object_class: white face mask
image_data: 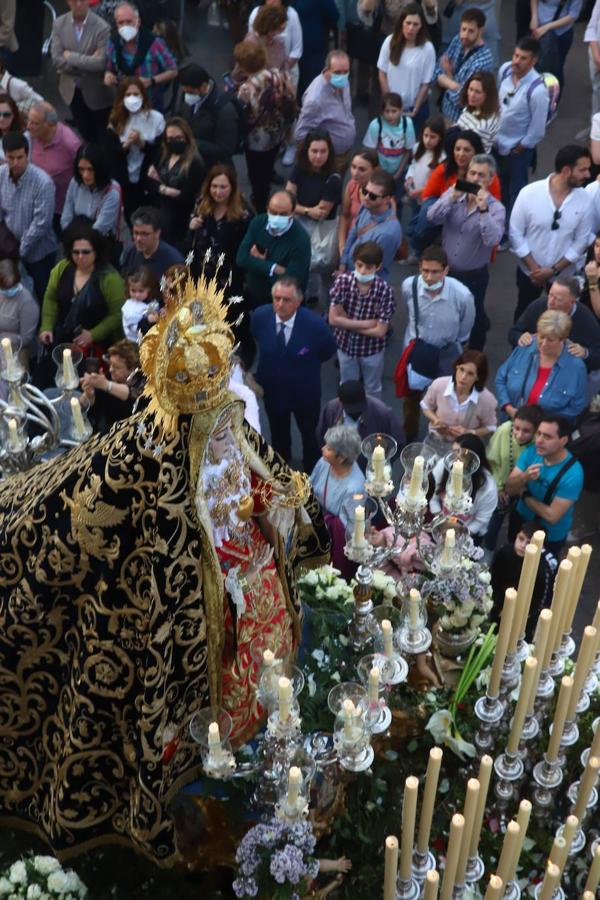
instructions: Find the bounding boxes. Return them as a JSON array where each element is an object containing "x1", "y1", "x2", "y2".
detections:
[
  {"x1": 419, "y1": 274, "x2": 444, "y2": 292},
  {"x1": 184, "y1": 92, "x2": 199, "y2": 106},
  {"x1": 118, "y1": 25, "x2": 138, "y2": 42},
  {"x1": 124, "y1": 95, "x2": 143, "y2": 114}
]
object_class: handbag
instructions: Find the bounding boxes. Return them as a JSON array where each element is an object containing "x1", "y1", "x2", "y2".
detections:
[
  {"x1": 310, "y1": 217, "x2": 339, "y2": 272},
  {"x1": 408, "y1": 277, "x2": 443, "y2": 380},
  {"x1": 0, "y1": 221, "x2": 19, "y2": 260},
  {"x1": 534, "y1": 0, "x2": 568, "y2": 78},
  {"x1": 393, "y1": 338, "x2": 416, "y2": 398}
]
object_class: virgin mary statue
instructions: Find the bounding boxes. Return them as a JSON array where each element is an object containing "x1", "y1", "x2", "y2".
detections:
[{"x1": 0, "y1": 273, "x2": 329, "y2": 865}]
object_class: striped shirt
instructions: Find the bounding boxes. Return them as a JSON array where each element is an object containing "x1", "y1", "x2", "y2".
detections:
[
  {"x1": 0, "y1": 163, "x2": 57, "y2": 262},
  {"x1": 456, "y1": 108, "x2": 501, "y2": 153}
]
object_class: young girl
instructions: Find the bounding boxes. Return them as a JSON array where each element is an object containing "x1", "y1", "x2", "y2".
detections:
[
  {"x1": 403, "y1": 115, "x2": 446, "y2": 206},
  {"x1": 121, "y1": 268, "x2": 162, "y2": 342},
  {"x1": 363, "y1": 92, "x2": 416, "y2": 193}
]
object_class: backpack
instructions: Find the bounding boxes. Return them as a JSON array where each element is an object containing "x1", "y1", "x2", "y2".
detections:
[
  {"x1": 376, "y1": 115, "x2": 407, "y2": 148},
  {"x1": 500, "y1": 66, "x2": 560, "y2": 126},
  {"x1": 215, "y1": 92, "x2": 250, "y2": 155}
]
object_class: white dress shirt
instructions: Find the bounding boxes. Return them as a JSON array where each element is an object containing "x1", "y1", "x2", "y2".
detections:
[
  {"x1": 585, "y1": 178, "x2": 600, "y2": 237},
  {"x1": 275, "y1": 312, "x2": 296, "y2": 344},
  {"x1": 509, "y1": 176, "x2": 592, "y2": 275}
]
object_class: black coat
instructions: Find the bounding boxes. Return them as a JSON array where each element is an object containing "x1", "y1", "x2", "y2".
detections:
[{"x1": 174, "y1": 83, "x2": 240, "y2": 168}]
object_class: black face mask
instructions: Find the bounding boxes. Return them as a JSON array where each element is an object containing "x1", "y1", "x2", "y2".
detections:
[{"x1": 167, "y1": 139, "x2": 187, "y2": 155}]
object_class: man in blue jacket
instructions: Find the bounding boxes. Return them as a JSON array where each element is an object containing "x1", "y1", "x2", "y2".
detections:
[{"x1": 251, "y1": 276, "x2": 337, "y2": 472}]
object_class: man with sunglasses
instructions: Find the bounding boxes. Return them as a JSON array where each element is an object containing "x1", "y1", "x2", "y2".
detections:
[
  {"x1": 496, "y1": 37, "x2": 548, "y2": 225},
  {"x1": 509, "y1": 144, "x2": 592, "y2": 320},
  {"x1": 338, "y1": 169, "x2": 402, "y2": 283}
]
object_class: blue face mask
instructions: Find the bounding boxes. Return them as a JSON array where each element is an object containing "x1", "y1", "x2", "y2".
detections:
[
  {"x1": 354, "y1": 270, "x2": 376, "y2": 284},
  {"x1": 330, "y1": 73, "x2": 349, "y2": 89},
  {"x1": 267, "y1": 214, "x2": 291, "y2": 233},
  {"x1": 2, "y1": 284, "x2": 21, "y2": 298}
]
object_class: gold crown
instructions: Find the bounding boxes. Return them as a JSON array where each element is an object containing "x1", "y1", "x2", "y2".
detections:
[{"x1": 139, "y1": 266, "x2": 241, "y2": 435}]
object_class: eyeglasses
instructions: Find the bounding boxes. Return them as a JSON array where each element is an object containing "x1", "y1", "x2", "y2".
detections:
[
  {"x1": 72, "y1": 249, "x2": 93, "y2": 256},
  {"x1": 0, "y1": 112, "x2": 12, "y2": 119},
  {"x1": 361, "y1": 187, "x2": 384, "y2": 201},
  {"x1": 551, "y1": 209, "x2": 562, "y2": 231},
  {"x1": 502, "y1": 90, "x2": 516, "y2": 106}
]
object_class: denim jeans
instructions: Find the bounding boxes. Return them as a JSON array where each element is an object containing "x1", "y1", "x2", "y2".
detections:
[
  {"x1": 337, "y1": 349, "x2": 385, "y2": 397},
  {"x1": 496, "y1": 148, "x2": 535, "y2": 221},
  {"x1": 515, "y1": 266, "x2": 544, "y2": 322}
]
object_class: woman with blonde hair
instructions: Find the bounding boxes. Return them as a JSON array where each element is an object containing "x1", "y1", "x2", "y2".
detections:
[
  {"x1": 495, "y1": 309, "x2": 588, "y2": 421},
  {"x1": 147, "y1": 117, "x2": 204, "y2": 247},
  {"x1": 103, "y1": 77, "x2": 165, "y2": 223}
]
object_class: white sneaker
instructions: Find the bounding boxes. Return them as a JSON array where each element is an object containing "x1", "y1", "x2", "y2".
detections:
[{"x1": 282, "y1": 144, "x2": 296, "y2": 166}]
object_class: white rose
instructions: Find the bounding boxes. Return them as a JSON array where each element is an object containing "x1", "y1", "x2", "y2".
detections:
[
  {"x1": 27, "y1": 887, "x2": 42, "y2": 900},
  {"x1": 47, "y1": 872, "x2": 69, "y2": 893},
  {"x1": 33, "y1": 859, "x2": 60, "y2": 877},
  {"x1": 478, "y1": 571, "x2": 491, "y2": 584},
  {"x1": 9, "y1": 862, "x2": 26, "y2": 885},
  {"x1": 62, "y1": 873, "x2": 83, "y2": 894},
  {"x1": 302, "y1": 571, "x2": 318, "y2": 586},
  {"x1": 0, "y1": 878, "x2": 12, "y2": 896}
]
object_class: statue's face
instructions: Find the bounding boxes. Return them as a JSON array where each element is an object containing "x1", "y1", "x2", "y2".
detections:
[{"x1": 208, "y1": 423, "x2": 234, "y2": 462}]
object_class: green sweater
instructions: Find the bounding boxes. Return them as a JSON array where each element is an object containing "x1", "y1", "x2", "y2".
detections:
[
  {"x1": 40, "y1": 259, "x2": 125, "y2": 343},
  {"x1": 487, "y1": 419, "x2": 532, "y2": 490},
  {"x1": 236, "y1": 215, "x2": 311, "y2": 304}
]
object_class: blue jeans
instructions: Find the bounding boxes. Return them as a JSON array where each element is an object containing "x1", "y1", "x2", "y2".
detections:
[
  {"x1": 338, "y1": 349, "x2": 385, "y2": 397},
  {"x1": 515, "y1": 265, "x2": 544, "y2": 321},
  {"x1": 407, "y1": 197, "x2": 441, "y2": 255},
  {"x1": 496, "y1": 148, "x2": 535, "y2": 221},
  {"x1": 450, "y1": 265, "x2": 490, "y2": 351},
  {"x1": 408, "y1": 101, "x2": 430, "y2": 140}
]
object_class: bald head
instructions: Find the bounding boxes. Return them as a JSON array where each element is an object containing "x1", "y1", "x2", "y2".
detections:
[{"x1": 268, "y1": 190, "x2": 295, "y2": 216}]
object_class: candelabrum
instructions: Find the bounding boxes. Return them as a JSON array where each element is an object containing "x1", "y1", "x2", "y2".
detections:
[
  {"x1": 0, "y1": 339, "x2": 92, "y2": 478},
  {"x1": 369, "y1": 606, "x2": 409, "y2": 686},
  {"x1": 332, "y1": 701, "x2": 374, "y2": 772},
  {"x1": 533, "y1": 884, "x2": 564, "y2": 900},
  {"x1": 580, "y1": 717, "x2": 600, "y2": 769},
  {"x1": 274, "y1": 748, "x2": 315, "y2": 824},
  {"x1": 254, "y1": 664, "x2": 305, "y2": 807},
  {"x1": 532, "y1": 754, "x2": 563, "y2": 820},
  {"x1": 504, "y1": 880, "x2": 522, "y2": 900},
  {"x1": 565, "y1": 780, "x2": 598, "y2": 855},
  {"x1": 474, "y1": 693, "x2": 505, "y2": 755},
  {"x1": 395, "y1": 872, "x2": 421, "y2": 900},
  {"x1": 189, "y1": 706, "x2": 236, "y2": 779},
  {"x1": 500, "y1": 649, "x2": 521, "y2": 696},
  {"x1": 249, "y1": 634, "x2": 293, "y2": 709},
  {"x1": 494, "y1": 750, "x2": 525, "y2": 812},
  {"x1": 356, "y1": 654, "x2": 393, "y2": 734},
  {"x1": 464, "y1": 852, "x2": 485, "y2": 886},
  {"x1": 547, "y1": 645, "x2": 566, "y2": 680},
  {"x1": 397, "y1": 589, "x2": 432, "y2": 657}
]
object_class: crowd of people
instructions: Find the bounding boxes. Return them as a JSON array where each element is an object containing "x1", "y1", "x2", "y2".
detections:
[{"x1": 0, "y1": 0, "x2": 600, "y2": 588}]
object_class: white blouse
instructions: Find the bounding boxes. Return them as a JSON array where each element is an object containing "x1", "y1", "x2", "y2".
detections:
[
  {"x1": 122, "y1": 109, "x2": 165, "y2": 184},
  {"x1": 377, "y1": 37, "x2": 436, "y2": 109}
]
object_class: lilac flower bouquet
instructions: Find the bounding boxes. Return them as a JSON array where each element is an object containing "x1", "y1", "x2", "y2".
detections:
[{"x1": 233, "y1": 818, "x2": 319, "y2": 899}]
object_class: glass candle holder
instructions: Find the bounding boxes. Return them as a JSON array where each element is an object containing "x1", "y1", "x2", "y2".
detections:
[
  {"x1": 333, "y1": 704, "x2": 373, "y2": 772},
  {"x1": 327, "y1": 681, "x2": 368, "y2": 719},
  {"x1": 260, "y1": 661, "x2": 304, "y2": 713},
  {"x1": 396, "y1": 442, "x2": 438, "y2": 507},
  {"x1": 356, "y1": 653, "x2": 392, "y2": 734},
  {"x1": 66, "y1": 394, "x2": 93, "y2": 443},
  {"x1": 443, "y1": 447, "x2": 480, "y2": 503},
  {"x1": 250, "y1": 633, "x2": 292, "y2": 703},
  {"x1": 1, "y1": 407, "x2": 27, "y2": 454},
  {"x1": 189, "y1": 706, "x2": 235, "y2": 778},
  {"x1": 53, "y1": 343, "x2": 83, "y2": 391},
  {"x1": 275, "y1": 747, "x2": 316, "y2": 821},
  {"x1": 0, "y1": 334, "x2": 24, "y2": 383},
  {"x1": 361, "y1": 433, "x2": 397, "y2": 495},
  {"x1": 342, "y1": 492, "x2": 378, "y2": 553}
]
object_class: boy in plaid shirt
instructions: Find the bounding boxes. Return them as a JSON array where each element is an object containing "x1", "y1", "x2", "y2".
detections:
[{"x1": 328, "y1": 241, "x2": 395, "y2": 397}]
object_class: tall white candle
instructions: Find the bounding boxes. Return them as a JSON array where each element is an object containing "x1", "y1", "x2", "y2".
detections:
[
  {"x1": 381, "y1": 618, "x2": 394, "y2": 657},
  {"x1": 353, "y1": 504, "x2": 366, "y2": 547},
  {"x1": 62, "y1": 347, "x2": 79, "y2": 388},
  {"x1": 550, "y1": 815, "x2": 578, "y2": 871},
  {"x1": 456, "y1": 778, "x2": 480, "y2": 885},
  {"x1": 1, "y1": 336, "x2": 14, "y2": 378},
  {"x1": 372, "y1": 444, "x2": 385, "y2": 481},
  {"x1": 287, "y1": 766, "x2": 302, "y2": 808},
  {"x1": 469, "y1": 755, "x2": 493, "y2": 857},
  {"x1": 417, "y1": 747, "x2": 443, "y2": 854},
  {"x1": 505, "y1": 800, "x2": 532, "y2": 885},
  {"x1": 408, "y1": 455, "x2": 424, "y2": 499},
  {"x1": 527, "y1": 610, "x2": 553, "y2": 716},
  {"x1": 484, "y1": 875, "x2": 504, "y2": 900},
  {"x1": 441, "y1": 527, "x2": 455, "y2": 567},
  {"x1": 368, "y1": 666, "x2": 380, "y2": 705},
  {"x1": 548, "y1": 559, "x2": 574, "y2": 656},
  {"x1": 546, "y1": 676, "x2": 574, "y2": 763},
  {"x1": 7, "y1": 417, "x2": 19, "y2": 451},
  {"x1": 409, "y1": 588, "x2": 420, "y2": 628},
  {"x1": 488, "y1": 588, "x2": 517, "y2": 698},
  {"x1": 278, "y1": 676, "x2": 292, "y2": 722},
  {"x1": 496, "y1": 821, "x2": 520, "y2": 887},
  {"x1": 70, "y1": 397, "x2": 87, "y2": 440},
  {"x1": 383, "y1": 836, "x2": 399, "y2": 900},
  {"x1": 400, "y1": 775, "x2": 419, "y2": 881},
  {"x1": 208, "y1": 721, "x2": 222, "y2": 762},
  {"x1": 573, "y1": 755, "x2": 600, "y2": 822},
  {"x1": 563, "y1": 544, "x2": 592, "y2": 639},
  {"x1": 584, "y1": 843, "x2": 600, "y2": 895},
  {"x1": 440, "y1": 813, "x2": 464, "y2": 900},
  {"x1": 450, "y1": 459, "x2": 463, "y2": 496},
  {"x1": 538, "y1": 862, "x2": 560, "y2": 900},
  {"x1": 507, "y1": 656, "x2": 538, "y2": 754},
  {"x1": 513, "y1": 543, "x2": 541, "y2": 648},
  {"x1": 423, "y1": 870, "x2": 439, "y2": 900},
  {"x1": 566, "y1": 626, "x2": 597, "y2": 721}
]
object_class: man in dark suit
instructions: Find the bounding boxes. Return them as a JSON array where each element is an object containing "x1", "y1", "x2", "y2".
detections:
[
  {"x1": 316, "y1": 381, "x2": 405, "y2": 469},
  {"x1": 251, "y1": 276, "x2": 337, "y2": 472}
]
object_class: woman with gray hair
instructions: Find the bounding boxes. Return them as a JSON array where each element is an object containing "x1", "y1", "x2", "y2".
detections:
[
  {"x1": 495, "y1": 309, "x2": 588, "y2": 421},
  {"x1": 310, "y1": 423, "x2": 365, "y2": 527}
]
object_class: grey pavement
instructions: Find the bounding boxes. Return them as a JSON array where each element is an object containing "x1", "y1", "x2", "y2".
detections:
[{"x1": 38, "y1": 1, "x2": 599, "y2": 636}]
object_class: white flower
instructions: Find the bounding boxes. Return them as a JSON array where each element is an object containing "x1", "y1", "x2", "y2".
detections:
[
  {"x1": 33, "y1": 859, "x2": 60, "y2": 877},
  {"x1": 301, "y1": 571, "x2": 318, "y2": 586},
  {"x1": 8, "y1": 862, "x2": 26, "y2": 885},
  {"x1": 0, "y1": 879, "x2": 12, "y2": 896},
  {"x1": 62, "y1": 873, "x2": 84, "y2": 895},
  {"x1": 47, "y1": 872, "x2": 69, "y2": 893},
  {"x1": 27, "y1": 887, "x2": 42, "y2": 899},
  {"x1": 425, "y1": 709, "x2": 476, "y2": 760},
  {"x1": 307, "y1": 673, "x2": 317, "y2": 697},
  {"x1": 478, "y1": 571, "x2": 491, "y2": 584}
]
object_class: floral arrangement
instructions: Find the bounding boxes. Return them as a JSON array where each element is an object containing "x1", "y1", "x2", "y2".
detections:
[
  {"x1": 0, "y1": 856, "x2": 87, "y2": 899},
  {"x1": 406, "y1": 549, "x2": 493, "y2": 635},
  {"x1": 298, "y1": 565, "x2": 397, "y2": 611},
  {"x1": 233, "y1": 819, "x2": 319, "y2": 899}
]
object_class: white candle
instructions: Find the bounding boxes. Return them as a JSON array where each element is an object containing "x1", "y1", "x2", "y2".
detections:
[
  {"x1": 70, "y1": 397, "x2": 87, "y2": 440},
  {"x1": 399, "y1": 775, "x2": 419, "y2": 881},
  {"x1": 584, "y1": 843, "x2": 600, "y2": 894},
  {"x1": 548, "y1": 559, "x2": 574, "y2": 656},
  {"x1": 496, "y1": 821, "x2": 520, "y2": 887},
  {"x1": 469, "y1": 755, "x2": 493, "y2": 856},
  {"x1": 381, "y1": 618, "x2": 394, "y2": 657},
  {"x1": 563, "y1": 544, "x2": 592, "y2": 639},
  {"x1": 409, "y1": 588, "x2": 420, "y2": 628},
  {"x1": 441, "y1": 527, "x2": 455, "y2": 567},
  {"x1": 527, "y1": 610, "x2": 553, "y2": 716},
  {"x1": 423, "y1": 870, "x2": 439, "y2": 900},
  {"x1": 538, "y1": 862, "x2": 560, "y2": 900},
  {"x1": 408, "y1": 454, "x2": 424, "y2": 499},
  {"x1": 550, "y1": 815, "x2": 578, "y2": 871},
  {"x1": 278, "y1": 676, "x2": 292, "y2": 722},
  {"x1": 507, "y1": 656, "x2": 538, "y2": 754},
  {"x1": 417, "y1": 747, "x2": 443, "y2": 854},
  {"x1": 566, "y1": 625, "x2": 597, "y2": 721},
  {"x1": 1, "y1": 336, "x2": 14, "y2": 378},
  {"x1": 456, "y1": 778, "x2": 480, "y2": 885},
  {"x1": 573, "y1": 755, "x2": 600, "y2": 822},
  {"x1": 513, "y1": 543, "x2": 541, "y2": 648},
  {"x1": 506, "y1": 800, "x2": 532, "y2": 885},
  {"x1": 546, "y1": 675, "x2": 573, "y2": 763},
  {"x1": 440, "y1": 813, "x2": 464, "y2": 900},
  {"x1": 342, "y1": 698, "x2": 356, "y2": 740},
  {"x1": 484, "y1": 875, "x2": 504, "y2": 900},
  {"x1": 372, "y1": 444, "x2": 385, "y2": 481},
  {"x1": 287, "y1": 766, "x2": 302, "y2": 809},
  {"x1": 62, "y1": 347, "x2": 78, "y2": 389},
  {"x1": 532, "y1": 530, "x2": 545, "y2": 550},
  {"x1": 368, "y1": 666, "x2": 380, "y2": 705},
  {"x1": 450, "y1": 459, "x2": 463, "y2": 496},
  {"x1": 488, "y1": 588, "x2": 517, "y2": 698},
  {"x1": 263, "y1": 649, "x2": 274, "y2": 667},
  {"x1": 208, "y1": 721, "x2": 222, "y2": 762},
  {"x1": 7, "y1": 417, "x2": 19, "y2": 451},
  {"x1": 353, "y1": 504, "x2": 366, "y2": 547},
  {"x1": 383, "y1": 835, "x2": 399, "y2": 900}
]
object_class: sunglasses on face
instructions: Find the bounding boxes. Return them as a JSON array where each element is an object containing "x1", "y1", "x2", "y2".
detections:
[
  {"x1": 361, "y1": 187, "x2": 384, "y2": 201},
  {"x1": 72, "y1": 249, "x2": 93, "y2": 256},
  {"x1": 503, "y1": 90, "x2": 516, "y2": 106},
  {"x1": 0, "y1": 112, "x2": 12, "y2": 119},
  {"x1": 551, "y1": 209, "x2": 562, "y2": 230}
]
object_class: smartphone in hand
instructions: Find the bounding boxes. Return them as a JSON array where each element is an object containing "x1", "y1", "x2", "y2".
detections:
[{"x1": 455, "y1": 178, "x2": 479, "y2": 195}]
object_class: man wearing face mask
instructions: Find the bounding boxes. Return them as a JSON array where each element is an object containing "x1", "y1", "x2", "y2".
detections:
[
  {"x1": 400, "y1": 245, "x2": 475, "y2": 441},
  {"x1": 236, "y1": 190, "x2": 311, "y2": 311},
  {"x1": 175, "y1": 64, "x2": 241, "y2": 168},
  {"x1": 104, "y1": 2, "x2": 177, "y2": 111},
  {"x1": 294, "y1": 50, "x2": 356, "y2": 173},
  {"x1": 328, "y1": 241, "x2": 395, "y2": 398}
]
